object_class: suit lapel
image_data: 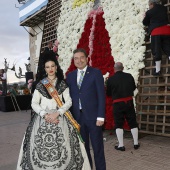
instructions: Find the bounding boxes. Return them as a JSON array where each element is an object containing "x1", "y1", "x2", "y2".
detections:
[
  {"x1": 80, "y1": 67, "x2": 91, "y2": 90},
  {"x1": 73, "y1": 70, "x2": 79, "y2": 90}
]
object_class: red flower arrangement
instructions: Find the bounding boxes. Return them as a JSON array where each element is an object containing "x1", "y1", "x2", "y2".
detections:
[
  {"x1": 66, "y1": 17, "x2": 92, "y2": 75},
  {"x1": 66, "y1": 8, "x2": 129, "y2": 130}
]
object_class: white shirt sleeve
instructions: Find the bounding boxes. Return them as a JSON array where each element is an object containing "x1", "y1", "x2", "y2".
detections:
[
  {"x1": 97, "y1": 117, "x2": 105, "y2": 121},
  {"x1": 31, "y1": 89, "x2": 47, "y2": 117}
]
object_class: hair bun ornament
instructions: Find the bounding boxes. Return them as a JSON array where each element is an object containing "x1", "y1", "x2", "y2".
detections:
[{"x1": 42, "y1": 51, "x2": 57, "y2": 64}]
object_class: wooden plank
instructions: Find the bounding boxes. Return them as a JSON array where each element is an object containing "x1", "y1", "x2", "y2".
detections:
[
  {"x1": 164, "y1": 2, "x2": 170, "y2": 6},
  {"x1": 139, "y1": 130, "x2": 170, "y2": 137},
  {"x1": 137, "y1": 102, "x2": 170, "y2": 106},
  {"x1": 138, "y1": 93, "x2": 170, "y2": 96},
  {"x1": 140, "y1": 74, "x2": 170, "y2": 78},
  {"x1": 143, "y1": 65, "x2": 170, "y2": 69},
  {"x1": 138, "y1": 84, "x2": 170, "y2": 87},
  {"x1": 139, "y1": 121, "x2": 170, "y2": 126}
]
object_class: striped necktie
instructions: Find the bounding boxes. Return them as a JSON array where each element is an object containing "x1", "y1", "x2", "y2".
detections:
[{"x1": 78, "y1": 70, "x2": 84, "y2": 89}]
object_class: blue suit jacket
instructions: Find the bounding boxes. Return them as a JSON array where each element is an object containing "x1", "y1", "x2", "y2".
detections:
[{"x1": 66, "y1": 66, "x2": 105, "y2": 121}]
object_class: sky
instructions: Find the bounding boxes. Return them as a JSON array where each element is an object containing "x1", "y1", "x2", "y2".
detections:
[{"x1": 0, "y1": 0, "x2": 29, "y2": 83}]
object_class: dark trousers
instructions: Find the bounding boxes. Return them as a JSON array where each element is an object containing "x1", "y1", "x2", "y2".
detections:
[
  {"x1": 2, "y1": 81, "x2": 7, "y2": 96},
  {"x1": 151, "y1": 35, "x2": 170, "y2": 61},
  {"x1": 77, "y1": 111, "x2": 106, "y2": 170},
  {"x1": 113, "y1": 100, "x2": 138, "y2": 129}
]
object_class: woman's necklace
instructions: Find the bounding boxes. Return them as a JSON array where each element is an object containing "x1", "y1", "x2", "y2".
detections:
[{"x1": 47, "y1": 77, "x2": 57, "y2": 83}]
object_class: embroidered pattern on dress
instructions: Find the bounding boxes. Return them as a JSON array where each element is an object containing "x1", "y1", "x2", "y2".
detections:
[
  {"x1": 32, "y1": 122, "x2": 68, "y2": 169},
  {"x1": 20, "y1": 113, "x2": 84, "y2": 170},
  {"x1": 20, "y1": 111, "x2": 36, "y2": 170},
  {"x1": 19, "y1": 80, "x2": 84, "y2": 170}
]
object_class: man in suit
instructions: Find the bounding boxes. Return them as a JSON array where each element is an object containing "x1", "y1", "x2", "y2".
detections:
[
  {"x1": 106, "y1": 62, "x2": 139, "y2": 151},
  {"x1": 143, "y1": 0, "x2": 170, "y2": 76},
  {"x1": 66, "y1": 48, "x2": 106, "y2": 170}
]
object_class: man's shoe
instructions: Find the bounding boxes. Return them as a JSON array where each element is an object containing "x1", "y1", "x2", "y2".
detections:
[
  {"x1": 115, "y1": 146, "x2": 125, "y2": 151},
  {"x1": 152, "y1": 71, "x2": 161, "y2": 76},
  {"x1": 134, "y1": 144, "x2": 140, "y2": 150}
]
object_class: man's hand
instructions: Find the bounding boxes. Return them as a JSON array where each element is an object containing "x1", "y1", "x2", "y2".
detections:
[{"x1": 96, "y1": 120, "x2": 104, "y2": 126}]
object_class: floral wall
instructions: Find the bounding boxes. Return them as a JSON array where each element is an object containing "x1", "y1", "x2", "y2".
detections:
[
  {"x1": 102, "y1": 0, "x2": 147, "y2": 86},
  {"x1": 57, "y1": 0, "x2": 148, "y2": 129}
]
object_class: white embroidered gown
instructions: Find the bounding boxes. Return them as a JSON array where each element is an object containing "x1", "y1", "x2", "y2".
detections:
[{"x1": 16, "y1": 80, "x2": 91, "y2": 170}]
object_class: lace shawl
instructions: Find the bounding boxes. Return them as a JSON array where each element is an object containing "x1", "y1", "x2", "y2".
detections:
[{"x1": 36, "y1": 79, "x2": 68, "y2": 99}]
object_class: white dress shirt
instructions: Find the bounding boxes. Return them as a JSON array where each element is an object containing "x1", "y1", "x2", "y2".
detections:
[{"x1": 77, "y1": 66, "x2": 87, "y2": 83}]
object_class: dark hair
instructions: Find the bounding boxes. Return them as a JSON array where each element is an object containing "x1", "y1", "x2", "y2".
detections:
[
  {"x1": 149, "y1": 0, "x2": 160, "y2": 4},
  {"x1": 73, "y1": 48, "x2": 88, "y2": 58},
  {"x1": 37, "y1": 51, "x2": 64, "y2": 81}
]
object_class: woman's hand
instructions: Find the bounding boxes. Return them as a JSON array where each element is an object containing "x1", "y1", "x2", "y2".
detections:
[{"x1": 45, "y1": 112, "x2": 60, "y2": 124}]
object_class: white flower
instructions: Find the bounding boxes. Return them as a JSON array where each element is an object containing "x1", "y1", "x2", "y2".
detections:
[
  {"x1": 57, "y1": 0, "x2": 147, "y2": 101},
  {"x1": 57, "y1": 0, "x2": 94, "y2": 73},
  {"x1": 102, "y1": 0, "x2": 147, "y2": 98}
]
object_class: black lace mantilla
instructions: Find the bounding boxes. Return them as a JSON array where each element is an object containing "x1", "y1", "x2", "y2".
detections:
[
  {"x1": 36, "y1": 80, "x2": 68, "y2": 99},
  {"x1": 57, "y1": 80, "x2": 68, "y2": 95},
  {"x1": 20, "y1": 111, "x2": 36, "y2": 170}
]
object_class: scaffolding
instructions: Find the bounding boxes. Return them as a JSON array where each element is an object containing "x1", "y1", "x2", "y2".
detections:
[
  {"x1": 136, "y1": 0, "x2": 170, "y2": 136},
  {"x1": 40, "y1": 0, "x2": 62, "y2": 52}
]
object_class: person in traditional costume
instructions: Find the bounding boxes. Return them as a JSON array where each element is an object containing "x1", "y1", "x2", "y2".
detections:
[
  {"x1": 143, "y1": 0, "x2": 170, "y2": 76},
  {"x1": 106, "y1": 62, "x2": 140, "y2": 151},
  {"x1": 16, "y1": 51, "x2": 91, "y2": 170}
]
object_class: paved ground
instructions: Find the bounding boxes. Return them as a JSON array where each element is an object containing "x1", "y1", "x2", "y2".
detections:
[{"x1": 1, "y1": 110, "x2": 170, "y2": 170}]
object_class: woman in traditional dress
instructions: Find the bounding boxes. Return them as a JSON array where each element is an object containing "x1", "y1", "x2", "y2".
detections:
[{"x1": 16, "y1": 51, "x2": 91, "y2": 170}]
